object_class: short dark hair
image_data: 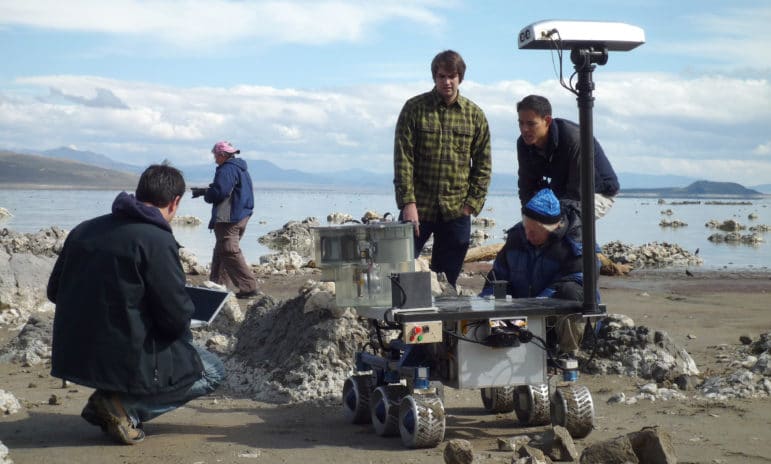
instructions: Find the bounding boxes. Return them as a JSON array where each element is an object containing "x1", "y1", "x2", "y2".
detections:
[
  {"x1": 517, "y1": 95, "x2": 552, "y2": 118},
  {"x1": 431, "y1": 50, "x2": 466, "y2": 82},
  {"x1": 135, "y1": 163, "x2": 185, "y2": 207}
]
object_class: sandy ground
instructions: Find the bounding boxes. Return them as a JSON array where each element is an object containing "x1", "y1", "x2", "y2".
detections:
[{"x1": 1, "y1": 267, "x2": 770, "y2": 464}]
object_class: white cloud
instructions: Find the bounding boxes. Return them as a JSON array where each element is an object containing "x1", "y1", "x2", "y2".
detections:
[
  {"x1": 661, "y1": 5, "x2": 771, "y2": 72},
  {"x1": 753, "y1": 142, "x2": 771, "y2": 156},
  {"x1": 2, "y1": 71, "x2": 770, "y2": 184},
  {"x1": 0, "y1": 0, "x2": 446, "y2": 48}
]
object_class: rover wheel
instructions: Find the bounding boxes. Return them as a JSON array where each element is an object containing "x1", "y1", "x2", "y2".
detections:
[
  {"x1": 551, "y1": 384, "x2": 595, "y2": 438},
  {"x1": 398, "y1": 394, "x2": 445, "y2": 448},
  {"x1": 370, "y1": 385, "x2": 409, "y2": 436},
  {"x1": 513, "y1": 384, "x2": 551, "y2": 426},
  {"x1": 342, "y1": 374, "x2": 372, "y2": 424},
  {"x1": 480, "y1": 386, "x2": 516, "y2": 413}
]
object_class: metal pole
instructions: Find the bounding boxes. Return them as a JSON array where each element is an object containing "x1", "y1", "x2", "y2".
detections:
[{"x1": 571, "y1": 48, "x2": 606, "y2": 314}]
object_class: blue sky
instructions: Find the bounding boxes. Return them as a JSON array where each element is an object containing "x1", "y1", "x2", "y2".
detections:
[{"x1": 1, "y1": 0, "x2": 770, "y2": 184}]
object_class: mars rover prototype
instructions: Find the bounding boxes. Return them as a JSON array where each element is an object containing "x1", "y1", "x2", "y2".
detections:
[
  {"x1": 310, "y1": 19, "x2": 644, "y2": 449},
  {"x1": 311, "y1": 222, "x2": 600, "y2": 448}
]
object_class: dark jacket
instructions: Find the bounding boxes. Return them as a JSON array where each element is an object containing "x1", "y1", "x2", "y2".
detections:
[
  {"x1": 481, "y1": 203, "x2": 588, "y2": 298},
  {"x1": 47, "y1": 192, "x2": 203, "y2": 395},
  {"x1": 517, "y1": 118, "x2": 619, "y2": 206},
  {"x1": 203, "y1": 157, "x2": 254, "y2": 229}
]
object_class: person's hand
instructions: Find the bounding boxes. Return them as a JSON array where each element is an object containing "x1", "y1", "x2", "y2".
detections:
[
  {"x1": 462, "y1": 204, "x2": 474, "y2": 216},
  {"x1": 191, "y1": 187, "x2": 206, "y2": 198},
  {"x1": 402, "y1": 203, "x2": 420, "y2": 236}
]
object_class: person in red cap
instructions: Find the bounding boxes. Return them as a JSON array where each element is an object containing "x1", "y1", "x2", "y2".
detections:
[{"x1": 191, "y1": 141, "x2": 259, "y2": 298}]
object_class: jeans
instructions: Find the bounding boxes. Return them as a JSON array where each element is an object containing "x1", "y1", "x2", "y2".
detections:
[
  {"x1": 414, "y1": 214, "x2": 471, "y2": 287},
  {"x1": 118, "y1": 344, "x2": 225, "y2": 425}
]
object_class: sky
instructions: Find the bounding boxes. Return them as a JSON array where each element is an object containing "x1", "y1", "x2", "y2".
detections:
[{"x1": 1, "y1": 0, "x2": 770, "y2": 185}]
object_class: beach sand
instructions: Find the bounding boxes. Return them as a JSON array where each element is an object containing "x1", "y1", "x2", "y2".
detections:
[{"x1": 1, "y1": 267, "x2": 770, "y2": 463}]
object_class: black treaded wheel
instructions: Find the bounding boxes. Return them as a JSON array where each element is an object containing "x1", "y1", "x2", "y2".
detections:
[
  {"x1": 398, "y1": 393, "x2": 445, "y2": 448},
  {"x1": 551, "y1": 384, "x2": 595, "y2": 438},
  {"x1": 513, "y1": 384, "x2": 551, "y2": 426},
  {"x1": 370, "y1": 384, "x2": 409, "y2": 436},
  {"x1": 342, "y1": 374, "x2": 372, "y2": 424},
  {"x1": 480, "y1": 386, "x2": 516, "y2": 413}
]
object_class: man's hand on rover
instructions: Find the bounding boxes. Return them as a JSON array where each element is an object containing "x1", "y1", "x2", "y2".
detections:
[{"x1": 191, "y1": 187, "x2": 207, "y2": 199}]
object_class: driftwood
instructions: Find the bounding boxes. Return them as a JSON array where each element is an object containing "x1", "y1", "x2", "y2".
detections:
[
  {"x1": 463, "y1": 244, "x2": 631, "y2": 277},
  {"x1": 464, "y1": 243, "x2": 504, "y2": 263}
]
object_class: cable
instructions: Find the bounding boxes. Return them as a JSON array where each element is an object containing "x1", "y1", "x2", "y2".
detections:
[
  {"x1": 389, "y1": 274, "x2": 408, "y2": 308},
  {"x1": 547, "y1": 30, "x2": 579, "y2": 97},
  {"x1": 442, "y1": 329, "x2": 488, "y2": 346}
]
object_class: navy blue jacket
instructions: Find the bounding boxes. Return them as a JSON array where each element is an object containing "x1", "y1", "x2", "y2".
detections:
[
  {"x1": 203, "y1": 157, "x2": 254, "y2": 229},
  {"x1": 47, "y1": 192, "x2": 203, "y2": 395},
  {"x1": 481, "y1": 204, "x2": 588, "y2": 298},
  {"x1": 517, "y1": 118, "x2": 619, "y2": 206}
]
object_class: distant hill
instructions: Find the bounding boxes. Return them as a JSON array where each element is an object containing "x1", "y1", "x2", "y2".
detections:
[
  {"x1": 5, "y1": 146, "x2": 769, "y2": 196},
  {"x1": 621, "y1": 180, "x2": 764, "y2": 197},
  {"x1": 750, "y1": 183, "x2": 771, "y2": 194},
  {"x1": 0, "y1": 151, "x2": 138, "y2": 189},
  {"x1": 36, "y1": 146, "x2": 143, "y2": 175}
]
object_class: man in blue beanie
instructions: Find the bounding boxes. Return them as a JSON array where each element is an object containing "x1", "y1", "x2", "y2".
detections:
[{"x1": 481, "y1": 188, "x2": 594, "y2": 353}]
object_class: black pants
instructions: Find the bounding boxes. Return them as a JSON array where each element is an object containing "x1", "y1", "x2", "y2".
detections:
[{"x1": 413, "y1": 215, "x2": 471, "y2": 287}]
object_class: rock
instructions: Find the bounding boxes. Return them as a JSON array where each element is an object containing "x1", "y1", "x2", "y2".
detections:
[
  {"x1": 627, "y1": 427, "x2": 677, "y2": 464},
  {"x1": 170, "y1": 215, "x2": 202, "y2": 226},
  {"x1": 360, "y1": 210, "x2": 385, "y2": 223},
  {"x1": 740, "y1": 335, "x2": 753, "y2": 345},
  {"x1": 0, "y1": 315, "x2": 53, "y2": 365},
  {"x1": 258, "y1": 217, "x2": 319, "y2": 256},
  {"x1": 674, "y1": 374, "x2": 697, "y2": 391},
  {"x1": 497, "y1": 435, "x2": 531, "y2": 451},
  {"x1": 258, "y1": 251, "x2": 307, "y2": 272},
  {"x1": 0, "y1": 389, "x2": 21, "y2": 415},
  {"x1": 0, "y1": 440, "x2": 11, "y2": 464},
  {"x1": 326, "y1": 212, "x2": 354, "y2": 224},
  {"x1": 223, "y1": 292, "x2": 370, "y2": 403},
  {"x1": 601, "y1": 241, "x2": 702, "y2": 269},
  {"x1": 550, "y1": 426, "x2": 579, "y2": 462},
  {"x1": 581, "y1": 315, "x2": 700, "y2": 383},
  {"x1": 470, "y1": 229, "x2": 489, "y2": 247},
  {"x1": 472, "y1": 217, "x2": 495, "y2": 228},
  {"x1": 580, "y1": 435, "x2": 638, "y2": 463},
  {"x1": 515, "y1": 444, "x2": 552, "y2": 464},
  {"x1": 443, "y1": 438, "x2": 474, "y2": 464},
  {"x1": 179, "y1": 248, "x2": 208, "y2": 276}
]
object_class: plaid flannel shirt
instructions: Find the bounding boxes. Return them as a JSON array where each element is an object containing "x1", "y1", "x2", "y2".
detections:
[{"x1": 393, "y1": 89, "x2": 492, "y2": 222}]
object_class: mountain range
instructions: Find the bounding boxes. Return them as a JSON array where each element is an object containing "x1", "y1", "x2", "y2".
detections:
[{"x1": 3, "y1": 146, "x2": 770, "y2": 195}]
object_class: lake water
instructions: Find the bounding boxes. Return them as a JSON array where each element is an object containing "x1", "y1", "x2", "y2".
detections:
[{"x1": 1, "y1": 188, "x2": 769, "y2": 271}]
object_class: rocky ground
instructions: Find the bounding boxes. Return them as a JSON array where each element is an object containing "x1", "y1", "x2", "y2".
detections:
[{"x1": 1, "y1": 225, "x2": 770, "y2": 463}]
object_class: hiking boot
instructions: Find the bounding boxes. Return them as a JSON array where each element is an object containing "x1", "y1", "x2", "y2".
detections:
[
  {"x1": 91, "y1": 391, "x2": 145, "y2": 445},
  {"x1": 81, "y1": 393, "x2": 107, "y2": 432},
  {"x1": 235, "y1": 290, "x2": 259, "y2": 299}
]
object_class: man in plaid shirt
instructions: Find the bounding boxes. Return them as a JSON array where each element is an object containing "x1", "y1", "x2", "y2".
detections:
[{"x1": 394, "y1": 50, "x2": 492, "y2": 287}]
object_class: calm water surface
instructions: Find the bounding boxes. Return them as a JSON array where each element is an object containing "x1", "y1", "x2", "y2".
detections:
[{"x1": 1, "y1": 188, "x2": 769, "y2": 271}]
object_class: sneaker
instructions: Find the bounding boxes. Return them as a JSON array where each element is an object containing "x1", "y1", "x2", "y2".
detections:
[
  {"x1": 235, "y1": 290, "x2": 259, "y2": 299},
  {"x1": 91, "y1": 391, "x2": 145, "y2": 445}
]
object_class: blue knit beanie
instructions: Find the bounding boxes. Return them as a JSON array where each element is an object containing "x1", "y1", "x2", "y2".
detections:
[{"x1": 522, "y1": 188, "x2": 561, "y2": 224}]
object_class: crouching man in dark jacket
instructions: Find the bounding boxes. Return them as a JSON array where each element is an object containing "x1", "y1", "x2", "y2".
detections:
[
  {"x1": 481, "y1": 188, "x2": 597, "y2": 354},
  {"x1": 47, "y1": 164, "x2": 225, "y2": 445}
]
